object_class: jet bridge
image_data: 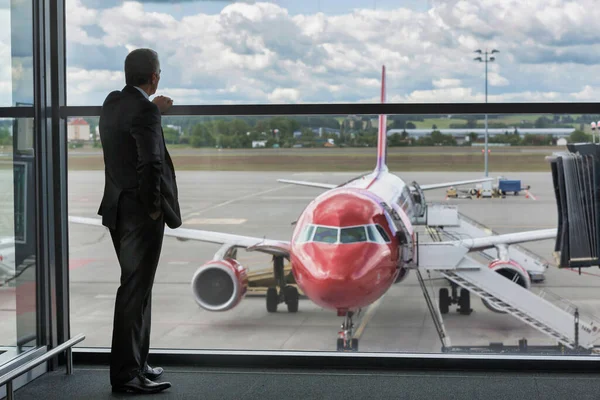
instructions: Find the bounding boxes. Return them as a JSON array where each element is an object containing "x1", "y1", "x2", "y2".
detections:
[
  {"x1": 548, "y1": 143, "x2": 600, "y2": 270},
  {"x1": 415, "y1": 242, "x2": 600, "y2": 353}
]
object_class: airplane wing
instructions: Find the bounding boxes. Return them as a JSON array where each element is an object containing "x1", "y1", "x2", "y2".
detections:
[
  {"x1": 68, "y1": 216, "x2": 291, "y2": 258},
  {"x1": 426, "y1": 228, "x2": 557, "y2": 252},
  {"x1": 418, "y1": 228, "x2": 557, "y2": 270},
  {"x1": 277, "y1": 179, "x2": 337, "y2": 190},
  {"x1": 419, "y1": 178, "x2": 494, "y2": 191}
]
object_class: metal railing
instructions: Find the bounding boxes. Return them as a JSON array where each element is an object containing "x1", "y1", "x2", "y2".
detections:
[{"x1": 0, "y1": 333, "x2": 85, "y2": 400}]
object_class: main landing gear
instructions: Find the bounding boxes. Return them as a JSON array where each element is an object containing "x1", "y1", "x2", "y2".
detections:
[
  {"x1": 337, "y1": 310, "x2": 360, "y2": 352},
  {"x1": 266, "y1": 255, "x2": 299, "y2": 313},
  {"x1": 439, "y1": 282, "x2": 472, "y2": 315}
]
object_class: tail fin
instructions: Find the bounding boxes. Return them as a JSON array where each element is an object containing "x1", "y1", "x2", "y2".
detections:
[{"x1": 375, "y1": 65, "x2": 388, "y2": 172}]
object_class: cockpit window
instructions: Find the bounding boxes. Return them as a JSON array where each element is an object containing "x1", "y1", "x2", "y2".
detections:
[
  {"x1": 340, "y1": 226, "x2": 368, "y2": 243},
  {"x1": 313, "y1": 226, "x2": 339, "y2": 243},
  {"x1": 295, "y1": 224, "x2": 390, "y2": 244},
  {"x1": 367, "y1": 224, "x2": 391, "y2": 243},
  {"x1": 375, "y1": 225, "x2": 391, "y2": 242},
  {"x1": 295, "y1": 224, "x2": 316, "y2": 243}
]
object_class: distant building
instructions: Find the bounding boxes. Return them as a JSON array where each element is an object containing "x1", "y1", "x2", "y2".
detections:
[
  {"x1": 67, "y1": 118, "x2": 90, "y2": 142},
  {"x1": 252, "y1": 140, "x2": 267, "y2": 148},
  {"x1": 387, "y1": 128, "x2": 575, "y2": 139}
]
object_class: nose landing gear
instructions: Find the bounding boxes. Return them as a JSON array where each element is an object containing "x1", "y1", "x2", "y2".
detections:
[{"x1": 337, "y1": 311, "x2": 360, "y2": 352}]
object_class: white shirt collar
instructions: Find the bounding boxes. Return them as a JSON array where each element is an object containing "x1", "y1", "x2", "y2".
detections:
[{"x1": 133, "y1": 86, "x2": 149, "y2": 100}]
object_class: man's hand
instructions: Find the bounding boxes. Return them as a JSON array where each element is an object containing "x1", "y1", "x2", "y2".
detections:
[
  {"x1": 152, "y1": 95, "x2": 173, "y2": 114},
  {"x1": 150, "y1": 210, "x2": 162, "y2": 220}
]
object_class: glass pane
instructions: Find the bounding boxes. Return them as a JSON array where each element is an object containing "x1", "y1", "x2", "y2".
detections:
[
  {"x1": 66, "y1": 1, "x2": 598, "y2": 105},
  {"x1": 67, "y1": 112, "x2": 600, "y2": 357},
  {"x1": 0, "y1": 117, "x2": 37, "y2": 362},
  {"x1": 374, "y1": 225, "x2": 390, "y2": 243},
  {"x1": 367, "y1": 225, "x2": 388, "y2": 244},
  {"x1": 340, "y1": 226, "x2": 367, "y2": 243},
  {"x1": 295, "y1": 224, "x2": 315, "y2": 243},
  {"x1": 312, "y1": 226, "x2": 338, "y2": 243},
  {"x1": 0, "y1": 0, "x2": 37, "y2": 368}
]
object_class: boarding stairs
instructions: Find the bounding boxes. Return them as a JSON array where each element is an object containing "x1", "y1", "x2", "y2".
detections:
[
  {"x1": 443, "y1": 265, "x2": 600, "y2": 349},
  {"x1": 416, "y1": 239, "x2": 600, "y2": 351}
]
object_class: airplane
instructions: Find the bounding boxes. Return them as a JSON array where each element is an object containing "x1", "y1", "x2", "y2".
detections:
[{"x1": 69, "y1": 65, "x2": 558, "y2": 351}]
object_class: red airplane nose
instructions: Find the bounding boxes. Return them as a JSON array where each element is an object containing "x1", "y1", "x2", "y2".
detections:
[{"x1": 291, "y1": 243, "x2": 397, "y2": 310}]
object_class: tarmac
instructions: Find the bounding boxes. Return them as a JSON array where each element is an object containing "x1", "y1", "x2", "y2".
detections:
[{"x1": 5, "y1": 169, "x2": 600, "y2": 354}]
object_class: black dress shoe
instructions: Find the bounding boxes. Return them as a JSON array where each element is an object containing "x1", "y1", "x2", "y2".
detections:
[
  {"x1": 112, "y1": 373, "x2": 171, "y2": 394},
  {"x1": 144, "y1": 364, "x2": 164, "y2": 381}
]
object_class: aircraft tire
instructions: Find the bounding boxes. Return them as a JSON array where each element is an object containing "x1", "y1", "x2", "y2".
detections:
[
  {"x1": 266, "y1": 287, "x2": 278, "y2": 313},
  {"x1": 439, "y1": 288, "x2": 450, "y2": 314},
  {"x1": 285, "y1": 286, "x2": 299, "y2": 313},
  {"x1": 458, "y1": 288, "x2": 472, "y2": 315},
  {"x1": 336, "y1": 338, "x2": 359, "y2": 352}
]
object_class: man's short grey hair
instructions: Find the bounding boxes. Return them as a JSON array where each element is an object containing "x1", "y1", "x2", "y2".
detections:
[{"x1": 124, "y1": 48, "x2": 160, "y2": 86}]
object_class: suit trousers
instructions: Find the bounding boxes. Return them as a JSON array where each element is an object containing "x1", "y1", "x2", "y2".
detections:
[{"x1": 108, "y1": 192, "x2": 165, "y2": 386}]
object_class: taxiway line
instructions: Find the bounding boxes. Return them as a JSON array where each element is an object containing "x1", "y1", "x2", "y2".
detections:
[
  {"x1": 354, "y1": 296, "x2": 384, "y2": 340},
  {"x1": 184, "y1": 184, "x2": 291, "y2": 218}
]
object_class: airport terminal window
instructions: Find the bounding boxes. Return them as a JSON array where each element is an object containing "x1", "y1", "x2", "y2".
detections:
[
  {"x1": 64, "y1": 111, "x2": 600, "y2": 357},
  {"x1": 340, "y1": 226, "x2": 368, "y2": 243},
  {"x1": 65, "y1": 2, "x2": 595, "y2": 106}
]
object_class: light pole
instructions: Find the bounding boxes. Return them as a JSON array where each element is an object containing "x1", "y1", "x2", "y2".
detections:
[{"x1": 474, "y1": 48, "x2": 499, "y2": 177}]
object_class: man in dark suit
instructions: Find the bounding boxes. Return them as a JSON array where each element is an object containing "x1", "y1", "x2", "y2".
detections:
[{"x1": 97, "y1": 48, "x2": 182, "y2": 394}]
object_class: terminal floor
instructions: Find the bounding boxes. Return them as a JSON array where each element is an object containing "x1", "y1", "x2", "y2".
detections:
[{"x1": 9, "y1": 365, "x2": 600, "y2": 399}]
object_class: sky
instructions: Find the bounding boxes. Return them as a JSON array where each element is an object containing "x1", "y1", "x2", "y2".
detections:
[{"x1": 0, "y1": 0, "x2": 598, "y2": 106}]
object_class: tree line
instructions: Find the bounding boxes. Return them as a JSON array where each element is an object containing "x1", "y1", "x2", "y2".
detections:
[{"x1": 73, "y1": 115, "x2": 594, "y2": 149}]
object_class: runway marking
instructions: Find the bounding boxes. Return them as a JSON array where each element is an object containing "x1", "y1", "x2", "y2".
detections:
[
  {"x1": 566, "y1": 268, "x2": 600, "y2": 278},
  {"x1": 185, "y1": 185, "x2": 290, "y2": 218},
  {"x1": 69, "y1": 259, "x2": 94, "y2": 270},
  {"x1": 185, "y1": 218, "x2": 247, "y2": 225},
  {"x1": 525, "y1": 190, "x2": 537, "y2": 200},
  {"x1": 94, "y1": 294, "x2": 115, "y2": 299},
  {"x1": 354, "y1": 296, "x2": 384, "y2": 340}
]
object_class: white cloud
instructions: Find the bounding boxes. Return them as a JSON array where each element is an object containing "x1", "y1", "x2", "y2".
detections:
[
  {"x1": 67, "y1": 67, "x2": 124, "y2": 104},
  {"x1": 63, "y1": 0, "x2": 600, "y2": 105},
  {"x1": 488, "y1": 72, "x2": 509, "y2": 87},
  {"x1": 433, "y1": 78, "x2": 462, "y2": 88},
  {"x1": 268, "y1": 88, "x2": 300, "y2": 103}
]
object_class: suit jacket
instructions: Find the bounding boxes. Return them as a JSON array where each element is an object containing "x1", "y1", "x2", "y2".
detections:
[{"x1": 97, "y1": 84, "x2": 182, "y2": 230}]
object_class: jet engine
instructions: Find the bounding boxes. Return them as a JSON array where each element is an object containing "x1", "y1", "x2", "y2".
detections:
[
  {"x1": 191, "y1": 259, "x2": 248, "y2": 312},
  {"x1": 481, "y1": 259, "x2": 531, "y2": 313}
]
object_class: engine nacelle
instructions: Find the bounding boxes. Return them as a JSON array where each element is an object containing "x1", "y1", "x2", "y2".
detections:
[
  {"x1": 191, "y1": 259, "x2": 248, "y2": 312},
  {"x1": 394, "y1": 266, "x2": 410, "y2": 284},
  {"x1": 482, "y1": 259, "x2": 531, "y2": 313}
]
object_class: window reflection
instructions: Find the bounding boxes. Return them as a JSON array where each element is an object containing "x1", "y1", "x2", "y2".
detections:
[
  {"x1": 340, "y1": 226, "x2": 367, "y2": 243},
  {"x1": 313, "y1": 226, "x2": 338, "y2": 244}
]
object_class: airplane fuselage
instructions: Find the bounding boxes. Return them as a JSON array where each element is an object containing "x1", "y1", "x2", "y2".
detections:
[{"x1": 290, "y1": 169, "x2": 416, "y2": 312}]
